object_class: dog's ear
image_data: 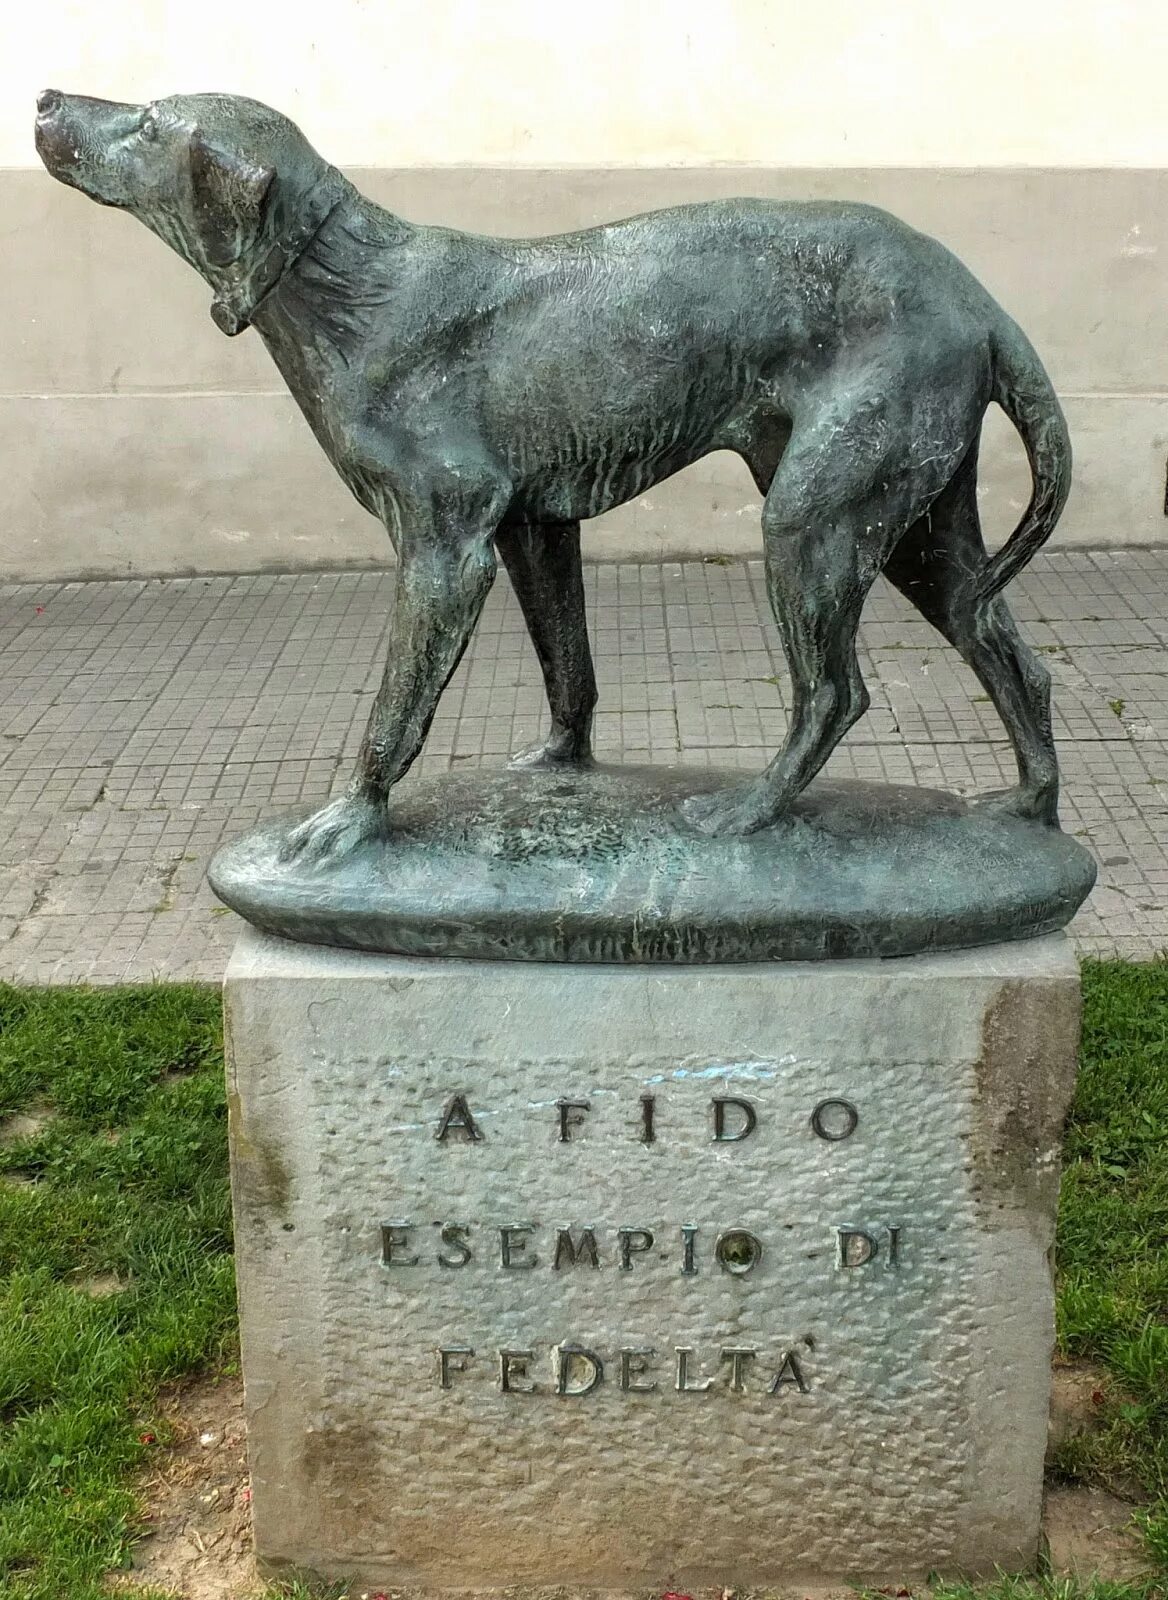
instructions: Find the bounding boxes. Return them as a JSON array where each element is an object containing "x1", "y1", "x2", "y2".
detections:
[{"x1": 189, "y1": 129, "x2": 274, "y2": 271}]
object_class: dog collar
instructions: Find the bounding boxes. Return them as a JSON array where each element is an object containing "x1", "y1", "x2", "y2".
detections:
[{"x1": 210, "y1": 167, "x2": 349, "y2": 337}]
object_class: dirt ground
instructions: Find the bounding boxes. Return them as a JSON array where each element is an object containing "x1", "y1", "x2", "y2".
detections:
[
  {"x1": 110, "y1": 1374, "x2": 257, "y2": 1600},
  {"x1": 109, "y1": 1365, "x2": 1155, "y2": 1600}
]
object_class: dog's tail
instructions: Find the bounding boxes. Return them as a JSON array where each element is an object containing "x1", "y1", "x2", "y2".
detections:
[{"x1": 975, "y1": 316, "x2": 1072, "y2": 606}]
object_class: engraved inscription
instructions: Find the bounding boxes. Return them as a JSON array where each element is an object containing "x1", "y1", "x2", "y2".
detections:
[
  {"x1": 555, "y1": 1344, "x2": 604, "y2": 1396},
  {"x1": 711, "y1": 1096, "x2": 757, "y2": 1142},
  {"x1": 680, "y1": 1223, "x2": 698, "y2": 1276},
  {"x1": 618, "y1": 1227, "x2": 654, "y2": 1269},
  {"x1": 714, "y1": 1228, "x2": 764, "y2": 1275},
  {"x1": 836, "y1": 1224, "x2": 901, "y2": 1269},
  {"x1": 640, "y1": 1094, "x2": 656, "y2": 1143},
  {"x1": 380, "y1": 1221, "x2": 419, "y2": 1266},
  {"x1": 620, "y1": 1347, "x2": 657, "y2": 1391},
  {"x1": 770, "y1": 1350, "x2": 809, "y2": 1392},
  {"x1": 499, "y1": 1349, "x2": 535, "y2": 1392},
  {"x1": 811, "y1": 1097, "x2": 859, "y2": 1141},
  {"x1": 379, "y1": 1090, "x2": 895, "y2": 1404},
  {"x1": 378, "y1": 1219, "x2": 904, "y2": 1272},
  {"x1": 675, "y1": 1346, "x2": 712, "y2": 1392},
  {"x1": 438, "y1": 1222, "x2": 472, "y2": 1268},
  {"x1": 424, "y1": 1089, "x2": 862, "y2": 1146},
  {"x1": 553, "y1": 1227, "x2": 601, "y2": 1270},
  {"x1": 720, "y1": 1346, "x2": 757, "y2": 1391},
  {"x1": 437, "y1": 1346, "x2": 473, "y2": 1388},
  {"x1": 435, "y1": 1093, "x2": 483, "y2": 1142},
  {"x1": 500, "y1": 1223, "x2": 537, "y2": 1268},
  {"x1": 433, "y1": 1344, "x2": 815, "y2": 1397},
  {"x1": 556, "y1": 1098, "x2": 590, "y2": 1142}
]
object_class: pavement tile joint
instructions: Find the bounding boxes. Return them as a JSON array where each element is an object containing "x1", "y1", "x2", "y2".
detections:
[{"x1": 0, "y1": 551, "x2": 1164, "y2": 982}]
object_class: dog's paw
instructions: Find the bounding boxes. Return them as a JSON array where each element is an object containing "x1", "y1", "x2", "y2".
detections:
[
  {"x1": 974, "y1": 784, "x2": 1060, "y2": 828},
  {"x1": 679, "y1": 781, "x2": 784, "y2": 838},
  {"x1": 280, "y1": 794, "x2": 386, "y2": 865},
  {"x1": 508, "y1": 733, "x2": 594, "y2": 772}
]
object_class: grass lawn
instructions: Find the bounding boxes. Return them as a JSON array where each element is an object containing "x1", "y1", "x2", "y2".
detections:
[
  {"x1": 0, "y1": 961, "x2": 1165, "y2": 1600},
  {"x1": 1052, "y1": 960, "x2": 1168, "y2": 1571}
]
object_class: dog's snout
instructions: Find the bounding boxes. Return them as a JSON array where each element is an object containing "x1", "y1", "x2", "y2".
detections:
[{"x1": 36, "y1": 89, "x2": 63, "y2": 117}]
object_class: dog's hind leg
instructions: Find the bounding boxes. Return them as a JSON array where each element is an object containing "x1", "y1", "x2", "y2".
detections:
[
  {"x1": 884, "y1": 444, "x2": 1060, "y2": 824},
  {"x1": 498, "y1": 517, "x2": 598, "y2": 769},
  {"x1": 682, "y1": 508, "x2": 880, "y2": 836},
  {"x1": 683, "y1": 373, "x2": 977, "y2": 836}
]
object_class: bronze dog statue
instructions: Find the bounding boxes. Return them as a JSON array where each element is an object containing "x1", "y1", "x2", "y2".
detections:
[{"x1": 36, "y1": 91, "x2": 1070, "y2": 856}]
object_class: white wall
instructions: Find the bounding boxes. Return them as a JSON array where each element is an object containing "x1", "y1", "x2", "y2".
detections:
[
  {"x1": 5, "y1": 0, "x2": 1168, "y2": 170},
  {"x1": 6, "y1": 1, "x2": 1168, "y2": 577}
]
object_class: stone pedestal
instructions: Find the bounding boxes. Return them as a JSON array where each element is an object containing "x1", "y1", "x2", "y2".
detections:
[{"x1": 224, "y1": 929, "x2": 1081, "y2": 1593}]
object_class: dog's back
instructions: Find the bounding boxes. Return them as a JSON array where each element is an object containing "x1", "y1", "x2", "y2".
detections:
[
  {"x1": 377, "y1": 196, "x2": 995, "y2": 381},
  {"x1": 320, "y1": 197, "x2": 995, "y2": 523}
]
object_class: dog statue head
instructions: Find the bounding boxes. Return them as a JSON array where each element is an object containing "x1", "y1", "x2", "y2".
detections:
[{"x1": 35, "y1": 90, "x2": 348, "y2": 335}]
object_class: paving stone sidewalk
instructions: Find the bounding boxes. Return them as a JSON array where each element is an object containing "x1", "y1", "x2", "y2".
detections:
[{"x1": 0, "y1": 550, "x2": 1165, "y2": 983}]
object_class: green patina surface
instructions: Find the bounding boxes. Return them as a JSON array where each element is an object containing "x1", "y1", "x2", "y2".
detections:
[
  {"x1": 210, "y1": 764, "x2": 1095, "y2": 962},
  {"x1": 39, "y1": 89, "x2": 1075, "y2": 888}
]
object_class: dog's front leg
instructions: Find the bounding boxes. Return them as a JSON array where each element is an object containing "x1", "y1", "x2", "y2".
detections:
[
  {"x1": 283, "y1": 481, "x2": 506, "y2": 863},
  {"x1": 355, "y1": 535, "x2": 499, "y2": 798}
]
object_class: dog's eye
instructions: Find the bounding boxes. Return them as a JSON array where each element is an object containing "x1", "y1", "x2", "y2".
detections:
[{"x1": 139, "y1": 114, "x2": 158, "y2": 143}]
